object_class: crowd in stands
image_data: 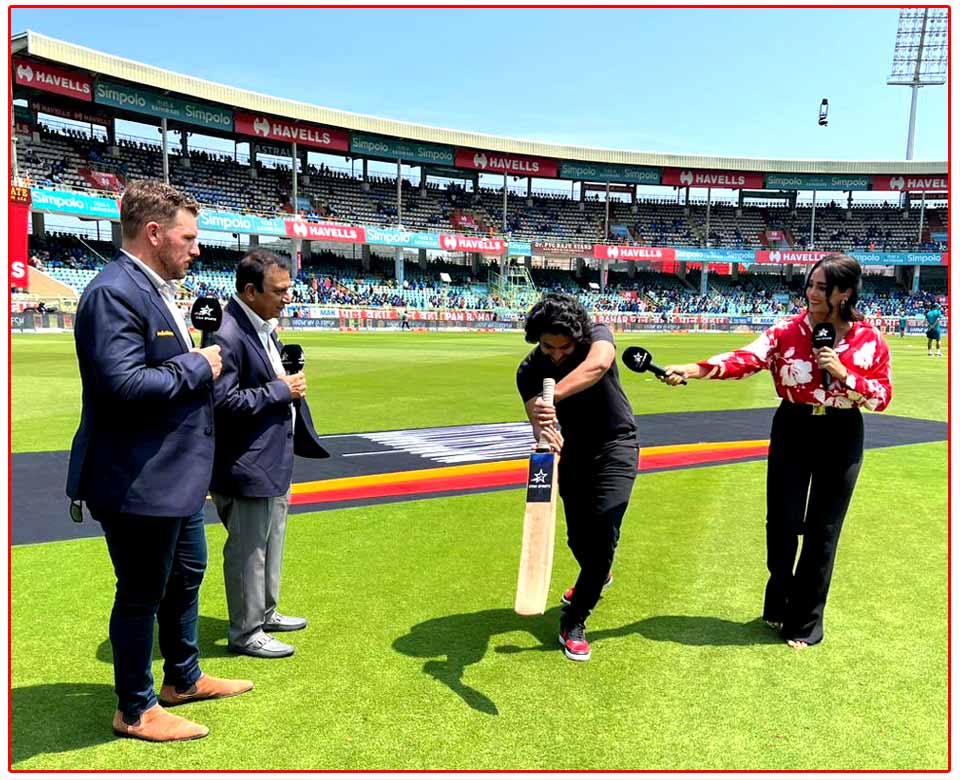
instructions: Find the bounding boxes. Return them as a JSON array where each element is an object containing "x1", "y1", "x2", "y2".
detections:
[
  {"x1": 27, "y1": 235, "x2": 948, "y2": 320},
  {"x1": 15, "y1": 122, "x2": 948, "y2": 254}
]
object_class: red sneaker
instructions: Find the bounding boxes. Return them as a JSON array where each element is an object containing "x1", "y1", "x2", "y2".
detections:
[
  {"x1": 558, "y1": 622, "x2": 591, "y2": 662},
  {"x1": 560, "y1": 573, "x2": 613, "y2": 606}
]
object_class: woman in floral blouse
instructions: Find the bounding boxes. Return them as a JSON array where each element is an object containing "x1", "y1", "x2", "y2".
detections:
[{"x1": 660, "y1": 254, "x2": 892, "y2": 648}]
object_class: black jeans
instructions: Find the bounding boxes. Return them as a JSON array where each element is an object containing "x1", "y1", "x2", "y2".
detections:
[
  {"x1": 764, "y1": 401, "x2": 864, "y2": 645},
  {"x1": 558, "y1": 437, "x2": 638, "y2": 627},
  {"x1": 95, "y1": 508, "x2": 207, "y2": 719}
]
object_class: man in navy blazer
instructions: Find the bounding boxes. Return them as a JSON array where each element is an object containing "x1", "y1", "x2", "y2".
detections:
[
  {"x1": 210, "y1": 249, "x2": 328, "y2": 659},
  {"x1": 66, "y1": 180, "x2": 253, "y2": 743}
]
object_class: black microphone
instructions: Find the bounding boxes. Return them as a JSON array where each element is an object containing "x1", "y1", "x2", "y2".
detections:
[
  {"x1": 811, "y1": 321, "x2": 836, "y2": 391},
  {"x1": 622, "y1": 346, "x2": 687, "y2": 385},
  {"x1": 280, "y1": 344, "x2": 305, "y2": 375},
  {"x1": 190, "y1": 296, "x2": 223, "y2": 347}
]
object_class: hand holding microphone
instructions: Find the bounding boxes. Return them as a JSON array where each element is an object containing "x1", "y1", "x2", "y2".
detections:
[
  {"x1": 190, "y1": 296, "x2": 223, "y2": 379},
  {"x1": 622, "y1": 346, "x2": 689, "y2": 385},
  {"x1": 811, "y1": 322, "x2": 840, "y2": 390},
  {"x1": 280, "y1": 344, "x2": 307, "y2": 401}
]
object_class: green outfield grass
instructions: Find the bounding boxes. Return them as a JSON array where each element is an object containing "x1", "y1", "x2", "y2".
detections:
[
  {"x1": 9, "y1": 330, "x2": 949, "y2": 770},
  {"x1": 10, "y1": 330, "x2": 949, "y2": 453}
]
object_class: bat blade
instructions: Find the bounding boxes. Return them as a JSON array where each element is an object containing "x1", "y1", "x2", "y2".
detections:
[{"x1": 514, "y1": 450, "x2": 558, "y2": 615}]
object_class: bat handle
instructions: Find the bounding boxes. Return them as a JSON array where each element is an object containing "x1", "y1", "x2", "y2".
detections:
[{"x1": 537, "y1": 378, "x2": 556, "y2": 451}]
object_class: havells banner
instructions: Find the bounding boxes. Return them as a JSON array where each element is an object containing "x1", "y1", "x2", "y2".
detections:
[{"x1": 455, "y1": 149, "x2": 558, "y2": 178}]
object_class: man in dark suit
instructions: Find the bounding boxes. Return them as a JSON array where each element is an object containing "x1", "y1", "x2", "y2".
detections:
[
  {"x1": 210, "y1": 249, "x2": 328, "y2": 658},
  {"x1": 66, "y1": 180, "x2": 253, "y2": 743}
]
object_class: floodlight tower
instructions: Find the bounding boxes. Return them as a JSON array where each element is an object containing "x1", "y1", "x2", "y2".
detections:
[
  {"x1": 887, "y1": 8, "x2": 947, "y2": 291},
  {"x1": 887, "y1": 8, "x2": 948, "y2": 161}
]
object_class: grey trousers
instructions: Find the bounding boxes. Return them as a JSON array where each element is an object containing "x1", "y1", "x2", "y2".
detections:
[{"x1": 211, "y1": 490, "x2": 291, "y2": 647}]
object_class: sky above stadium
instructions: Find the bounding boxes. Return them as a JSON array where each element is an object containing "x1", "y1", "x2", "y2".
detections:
[{"x1": 9, "y1": 6, "x2": 948, "y2": 164}]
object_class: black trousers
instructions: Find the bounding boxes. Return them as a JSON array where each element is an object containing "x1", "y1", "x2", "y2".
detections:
[
  {"x1": 764, "y1": 400, "x2": 864, "y2": 645},
  {"x1": 558, "y1": 437, "x2": 638, "y2": 627}
]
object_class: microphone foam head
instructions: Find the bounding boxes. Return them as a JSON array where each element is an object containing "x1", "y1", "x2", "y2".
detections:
[
  {"x1": 622, "y1": 346, "x2": 652, "y2": 374},
  {"x1": 190, "y1": 296, "x2": 223, "y2": 332}
]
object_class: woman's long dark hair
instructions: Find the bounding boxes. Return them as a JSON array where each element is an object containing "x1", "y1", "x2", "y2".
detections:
[
  {"x1": 523, "y1": 292, "x2": 593, "y2": 345},
  {"x1": 805, "y1": 253, "x2": 864, "y2": 322}
]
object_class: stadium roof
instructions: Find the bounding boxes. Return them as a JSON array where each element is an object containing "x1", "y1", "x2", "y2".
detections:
[{"x1": 11, "y1": 30, "x2": 947, "y2": 176}]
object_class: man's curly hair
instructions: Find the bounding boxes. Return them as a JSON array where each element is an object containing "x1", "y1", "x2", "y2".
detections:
[{"x1": 523, "y1": 292, "x2": 593, "y2": 346}]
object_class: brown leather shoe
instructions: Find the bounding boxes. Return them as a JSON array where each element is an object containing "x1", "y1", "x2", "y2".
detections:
[
  {"x1": 158, "y1": 673, "x2": 254, "y2": 707},
  {"x1": 112, "y1": 704, "x2": 208, "y2": 742}
]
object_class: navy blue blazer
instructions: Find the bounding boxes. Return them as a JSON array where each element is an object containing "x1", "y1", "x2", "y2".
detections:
[
  {"x1": 209, "y1": 299, "x2": 300, "y2": 498},
  {"x1": 66, "y1": 253, "x2": 215, "y2": 517}
]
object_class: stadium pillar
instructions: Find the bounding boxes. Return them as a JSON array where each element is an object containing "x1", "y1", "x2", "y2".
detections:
[
  {"x1": 302, "y1": 240, "x2": 312, "y2": 264},
  {"x1": 699, "y1": 264, "x2": 709, "y2": 296},
  {"x1": 249, "y1": 234, "x2": 259, "y2": 247},
  {"x1": 111, "y1": 220, "x2": 122, "y2": 248},
  {"x1": 471, "y1": 253, "x2": 481, "y2": 276},
  {"x1": 31, "y1": 211, "x2": 46, "y2": 238},
  {"x1": 809, "y1": 190, "x2": 817, "y2": 249},
  {"x1": 603, "y1": 181, "x2": 610, "y2": 241},
  {"x1": 161, "y1": 118, "x2": 169, "y2": 184},
  {"x1": 397, "y1": 159, "x2": 403, "y2": 226},
  {"x1": 502, "y1": 172, "x2": 508, "y2": 233},
  {"x1": 291, "y1": 240, "x2": 302, "y2": 278},
  {"x1": 418, "y1": 248, "x2": 428, "y2": 269},
  {"x1": 180, "y1": 130, "x2": 188, "y2": 157},
  {"x1": 732, "y1": 262, "x2": 740, "y2": 281},
  {"x1": 600, "y1": 260, "x2": 608, "y2": 293},
  {"x1": 527, "y1": 178, "x2": 532, "y2": 198},
  {"x1": 579, "y1": 183, "x2": 585, "y2": 202},
  {"x1": 575, "y1": 257, "x2": 585, "y2": 277},
  {"x1": 785, "y1": 264, "x2": 794, "y2": 283},
  {"x1": 704, "y1": 188, "x2": 712, "y2": 248},
  {"x1": 361, "y1": 245, "x2": 372, "y2": 272},
  {"x1": 291, "y1": 142, "x2": 299, "y2": 215},
  {"x1": 912, "y1": 264, "x2": 921, "y2": 292},
  {"x1": 395, "y1": 248, "x2": 405, "y2": 286},
  {"x1": 627, "y1": 261, "x2": 637, "y2": 278}
]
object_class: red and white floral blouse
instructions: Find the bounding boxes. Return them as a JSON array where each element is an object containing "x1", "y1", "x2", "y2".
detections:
[{"x1": 697, "y1": 310, "x2": 892, "y2": 412}]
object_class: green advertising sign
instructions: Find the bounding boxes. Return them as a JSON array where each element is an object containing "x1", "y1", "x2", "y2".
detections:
[
  {"x1": 94, "y1": 79, "x2": 233, "y2": 132},
  {"x1": 351, "y1": 133, "x2": 454, "y2": 166},
  {"x1": 764, "y1": 173, "x2": 872, "y2": 191},
  {"x1": 559, "y1": 161, "x2": 661, "y2": 185}
]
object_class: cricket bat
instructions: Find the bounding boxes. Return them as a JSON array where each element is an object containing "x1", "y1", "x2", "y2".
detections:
[{"x1": 514, "y1": 378, "x2": 559, "y2": 616}]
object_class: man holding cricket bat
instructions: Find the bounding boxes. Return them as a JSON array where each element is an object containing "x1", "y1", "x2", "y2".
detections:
[{"x1": 516, "y1": 293, "x2": 639, "y2": 661}]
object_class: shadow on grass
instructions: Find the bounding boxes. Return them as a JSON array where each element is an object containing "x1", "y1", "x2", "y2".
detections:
[
  {"x1": 393, "y1": 606, "x2": 564, "y2": 717},
  {"x1": 11, "y1": 682, "x2": 116, "y2": 765},
  {"x1": 95, "y1": 614, "x2": 234, "y2": 665},
  {"x1": 394, "y1": 610, "x2": 781, "y2": 716}
]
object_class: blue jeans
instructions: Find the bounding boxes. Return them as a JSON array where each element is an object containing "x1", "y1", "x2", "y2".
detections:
[{"x1": 96, "y1": 508, "x2": 207, "y2": 719}]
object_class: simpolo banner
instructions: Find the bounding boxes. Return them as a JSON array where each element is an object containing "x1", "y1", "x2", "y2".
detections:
[
  {"x1": 454, "y1": 149, "x2": 558, "y2": 178},
  {"x1": 13, "y1": 57, "x2": 93, "y2": 102},
  {"x1": 351, "y1": 133, "x2": 455, "y2": 166},
  {"x1": 9, "y1": 185, "x2": 31, "y2": 288},
  {"x1": 198, "y1": 209, "x2": 287, "y2": 237},
  {"x1": 30, "y1": 187, "x2": 120, "y2": 219},
  {"x1": 870, "y1": 174, "x2": 948, "y2": 192},
  {"x1": 95, "y1": 79, "x2": 234, "y2": 132},
  {"x1": 558, "y1": 161, "x2": 661, "y2": 185},
  {"x1": 764, "y1": 173, "x2": 872, "y2": 191}
]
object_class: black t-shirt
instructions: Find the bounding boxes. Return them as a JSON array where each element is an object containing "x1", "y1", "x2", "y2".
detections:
[{"x1": 516, "y1": 323, "x2": 637, "y2": 451}]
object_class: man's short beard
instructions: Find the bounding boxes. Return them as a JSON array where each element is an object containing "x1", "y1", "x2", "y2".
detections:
[{"x1": 157, "y1": 238, "x2": 187, "y2": 279}]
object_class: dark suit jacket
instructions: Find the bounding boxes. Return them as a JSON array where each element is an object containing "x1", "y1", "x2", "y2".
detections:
[
  {"x1": 66, "y1": 253, "x2": 215, "y2": 517},
  {"x1": 209, "y1": 299, "x2": 328, "y2": 499}
]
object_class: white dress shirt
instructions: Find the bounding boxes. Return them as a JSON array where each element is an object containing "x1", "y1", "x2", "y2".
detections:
[
  {"x1": 233, "y1": 295, "x2": 296, "y2": 428},
  {"x1": 121, "y1": 249, "x2": 193, "y2": 347}
]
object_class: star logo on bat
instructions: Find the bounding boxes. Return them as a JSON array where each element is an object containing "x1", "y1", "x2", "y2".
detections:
[{"x1": 531, "y1": 469, "x2": 549, "y2": 484}]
